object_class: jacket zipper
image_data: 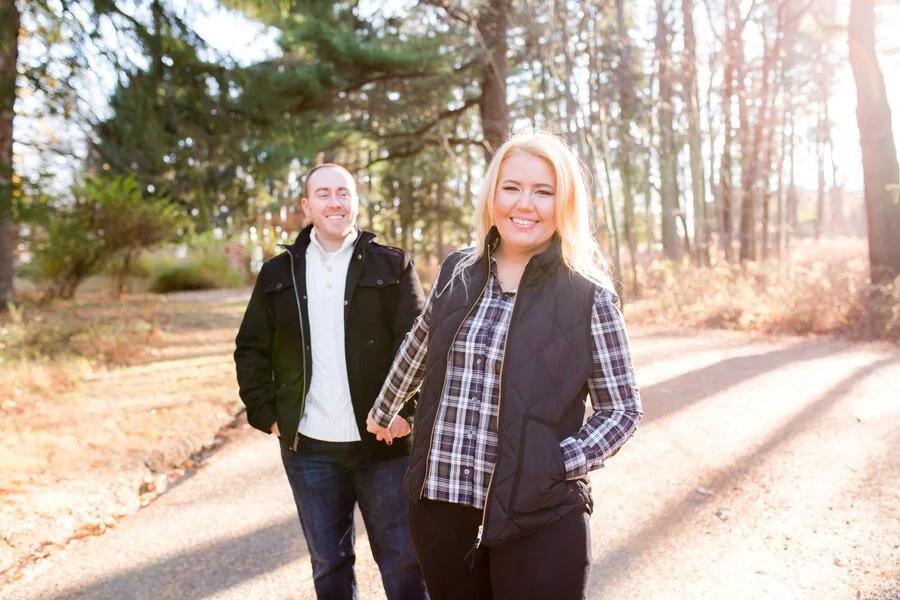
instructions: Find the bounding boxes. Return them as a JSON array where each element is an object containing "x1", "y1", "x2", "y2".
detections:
[
  {"x1": 418, "y1": 265, "x2": 491, "y2": 501},
  {"x1": 286, "y1": 249, "x2": 308, "y2": 452},
  {"x1": 471, "y1": 289, "x2": 518, "y2": 553}
]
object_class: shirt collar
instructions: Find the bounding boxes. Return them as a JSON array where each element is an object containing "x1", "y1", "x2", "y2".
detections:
[{"x1": 310, "y1": 226, "x2": 359, "y2": 257}]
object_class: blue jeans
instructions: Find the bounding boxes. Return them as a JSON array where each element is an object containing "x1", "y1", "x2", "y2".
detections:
[{"x1": 280, "y1": 435, "x2": 427, "y2": 600}]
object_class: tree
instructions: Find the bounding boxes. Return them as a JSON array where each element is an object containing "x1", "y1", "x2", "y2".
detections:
[
  {"x1": 682, "y1": 0, "x2": 709, "y2": 266},
  {"x1": 655, "y1": 0, "x2": 681, "y2": 261},
  {"x1": 849, "y1": 0, "x2": 900, "y2": 284},
  {"x1": 26, "y1": 174, "x2": 189, "y2": 300},
  {"x1": 0, "y1": 0, "x2": 18, "y2": 310},
  {"x1": 476, "y1": 0, "x2": 510, "y2": 157},
  {"x1": 613, "y1": 0, "x2": 641, "y2": 295}
]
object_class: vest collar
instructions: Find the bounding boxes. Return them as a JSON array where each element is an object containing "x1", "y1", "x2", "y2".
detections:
[{"x1": 482, "y1": 226, "x2": 563, "y2": 288}]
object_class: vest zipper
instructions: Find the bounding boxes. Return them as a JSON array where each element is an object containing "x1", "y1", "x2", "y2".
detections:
[
  {"x1": 470, "y1": 290, "x2": 518, "y2": 554},
  {"x1": 418, "y1": 267, "x2": 491, "y2": 500},
  {"x1": 286, "y1": 250, "x2": 308, "y2": 453}
]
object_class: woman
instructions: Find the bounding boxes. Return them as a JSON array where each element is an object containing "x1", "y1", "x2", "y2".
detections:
[{"x1": 367, "y1": 131, "x2": 642, "y2": 599}]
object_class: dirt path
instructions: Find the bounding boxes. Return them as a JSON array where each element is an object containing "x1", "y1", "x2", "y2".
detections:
[{"x1": 2, "y1": 327, "x2": 898, "y2": 599}]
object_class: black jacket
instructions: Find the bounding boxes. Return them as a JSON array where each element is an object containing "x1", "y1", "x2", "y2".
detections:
[
  {"x1": 405, "y1": 230, "x2": 595, "y2": 546},
  {"x1": 234, "y1": 225, "x2": 425, "y2": 459}
]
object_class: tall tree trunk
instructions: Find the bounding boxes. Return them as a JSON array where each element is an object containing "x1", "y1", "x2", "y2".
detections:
[
  {"x1": 736, "y1": 20, "x2": 758, "y2": 263},
  {"x1": 786, "y1": 88, "x2": 798, "y2": 248},
  {"x1": 826, "y1": 101, "x2": 843, "y2": 236},
  {"x1": 596, "y1": 104, "x2": 624, "y2": 301},
  {"x1": 682, "y1": 0, "x2": 709, "y2": 266},
  {"x1": 775, "y1": 118, "x2": 785, "y2": 259},
  {"x1": 477, "y1": 0, "x2": 510, "y2": 159},
  {"x1": 435, "y1": 176, "x2": 446, "y2": 260},
  {"x1": 615, "y1": 0, "x2": 640, "y2": 295},
  {"x1": 656, "y1": 0, "x2": 681, "y2": 261},
  {"x1": 815, "y1": 97, "x2": 826, "y2": 241},
  {"x1": 849, "y1": 0, "x2": 900, "y2": 284},
  {"x1": 0, "y1": 0, "x2": 18, "y2": 310},
  {"x1": 718, "y1": 0, "x2": 739, "y2": 262}
]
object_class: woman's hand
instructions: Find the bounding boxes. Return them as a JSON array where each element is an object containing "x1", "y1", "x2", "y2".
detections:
[
  {"x1": 366, "y1": 411, "x2": 412, "y2": 446},
  {"x1": 366, "y1": 411, "x2": 393, "y2": 445}
]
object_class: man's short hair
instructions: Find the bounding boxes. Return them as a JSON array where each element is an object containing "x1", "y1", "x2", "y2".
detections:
[{"x1": 303, "y1": 163, "x2": 355, "y2": 198}]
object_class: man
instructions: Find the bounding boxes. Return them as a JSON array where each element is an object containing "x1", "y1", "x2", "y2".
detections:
[{"x1": 234, "y1": 163, "x2": 427, "y2": 599}]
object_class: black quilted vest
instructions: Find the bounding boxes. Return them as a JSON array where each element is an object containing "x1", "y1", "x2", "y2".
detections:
[{"x1": 404, "y1": 230, "x2": 597, "y2": 546}]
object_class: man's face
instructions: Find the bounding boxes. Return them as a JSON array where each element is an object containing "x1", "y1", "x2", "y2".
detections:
[{"x1": 301, "y1": 166, "x2": 359, "y2": 248}]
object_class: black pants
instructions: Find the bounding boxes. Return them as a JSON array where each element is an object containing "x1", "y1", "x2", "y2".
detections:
[{"x1": 408, "y1": 498, "x2": 590, "y2": 600}]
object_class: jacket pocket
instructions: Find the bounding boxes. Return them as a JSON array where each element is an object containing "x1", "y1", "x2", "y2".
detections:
[
  {"x1": 264, "y1": 278, "x2": 299, "y2": 326},
  {"x1": 355, "y1": 275, "x2": 400, "y2": 325},
  {"x1": 274, "y1": 376, "x2": 304, "y2": 435},
  {"x1": 509, "y1": 417, "x2": 570, "y2": 515}
]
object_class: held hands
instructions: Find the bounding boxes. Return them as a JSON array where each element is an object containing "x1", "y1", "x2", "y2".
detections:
[{"x1": 366, "y1": 411, "x2": 411, "y2": 446}]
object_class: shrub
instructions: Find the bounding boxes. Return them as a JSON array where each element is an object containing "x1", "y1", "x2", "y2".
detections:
[
  {"x1": 24, "y1": 174, "x2": 190, "y2": 300},
  {"x1": 625, "y1": 239, "x2": 899, "y2": 343},
  {"x1": 149, "y1": 253, "x2": 244, "y2": 293}
]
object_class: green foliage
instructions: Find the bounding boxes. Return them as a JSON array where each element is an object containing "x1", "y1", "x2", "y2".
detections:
[
  {"x1": 148, "y1": 253, "x2": 245, "y2": 293},
  {"x1": 142, "y1": 232, "x2": 246, "y2": 293},
  {"x1": 26, "y1": 174, "x2": 190, "y2": 300}
]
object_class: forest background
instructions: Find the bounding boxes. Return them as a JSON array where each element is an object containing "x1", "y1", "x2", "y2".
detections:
[{"x1": 1, "y1": 0, "x2": 899, "y2": 583}]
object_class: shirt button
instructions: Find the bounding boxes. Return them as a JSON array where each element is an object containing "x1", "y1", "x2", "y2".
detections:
[
  {"x1": 326, "y1": 283, "x2": 332, "y2": 289},
  {"x1": 464, "y1": 469, "x2": 470, "y2": 475},
  {"x1": 326, "y1": 266, "x2": 332, "y2": 272},
  {"x1": 376, "y1": 278, "x2": 384, "y2": 286},
  {"x1": 475, "y1": 358, "x2": 482, "y2": 366}
]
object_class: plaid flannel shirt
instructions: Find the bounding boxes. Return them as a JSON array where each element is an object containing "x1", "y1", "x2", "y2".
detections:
[{"x1": 371, "y1": 257, "x2": 642, "y2": 509}]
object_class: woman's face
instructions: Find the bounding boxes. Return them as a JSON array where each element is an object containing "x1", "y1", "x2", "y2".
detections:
[{"x1": 493, "y1": 153, "x2": 558, "y2": 258}]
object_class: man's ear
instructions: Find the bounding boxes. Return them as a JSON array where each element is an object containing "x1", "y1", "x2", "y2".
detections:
[{"x1": 300, "y1": 197, "x2": 311, "y2": 217}]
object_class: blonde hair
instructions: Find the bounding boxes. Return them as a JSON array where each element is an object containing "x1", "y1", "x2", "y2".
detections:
[{"x1": 449, "y1": 131, "x2": 612, "y2": 290}]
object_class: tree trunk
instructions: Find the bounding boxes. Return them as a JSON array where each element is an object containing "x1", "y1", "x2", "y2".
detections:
[
  {"x1": 682, "y1": 0, "x2": 709, "y2": 266},
  {"x1": 615, "y1": 0, "x2": 640, "y2": 295},
  {"x1": 477, "y1": 0, "x2": 510, "y2": 159},
  {"x1": 435, "y1": 176, "x2": 446, "y2": 260},
  {"x1": 786, "y1": 89, "x2": 798, "y2": 248},
  {"x1": 718, "y1": 1, "x2": 738, "y2": 262},
  {"x1": 656, "y1": 0, "x2": 681, "y2": 261},
  {"x1": 0, "y1": 0, "x2": 18, "y2": 310},
  {"x1": 849, "y1": 0, "x2": 900, "y2": 284},
  {"x1": 815, "y1": 99, "x2": 826, "y2": 241},
  {"x1": 737, "y1": 20, "x2": 757, "y2": 263}
]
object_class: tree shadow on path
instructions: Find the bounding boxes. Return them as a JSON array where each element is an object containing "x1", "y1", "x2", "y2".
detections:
[
  {"x1": 639, "y1": 339, "x2": 845, "y2": 425},
  {"x1": 44, "y1": 516, "x2": 304, "y2": 600},
  {"x1": 589, "y1": 354, "x2": 900, "y2": 594}
]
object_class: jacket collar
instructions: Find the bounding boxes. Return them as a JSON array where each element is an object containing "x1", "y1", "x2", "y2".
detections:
[{"x1": 288, "y1": 224, "x2": 375, "y2": 255}]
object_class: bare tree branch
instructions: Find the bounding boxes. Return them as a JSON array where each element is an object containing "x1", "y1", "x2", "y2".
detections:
[{"x1": 418, "y1": 0, "x2": 475, "y2": 25}]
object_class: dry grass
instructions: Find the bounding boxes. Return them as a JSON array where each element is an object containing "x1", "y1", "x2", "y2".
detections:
[
  {"x1": 0, "y1": 287, "x2": 250, "y2": 581},
  {"x1": 0, "y1": 288, "x2": 248, "y2": 482},
  {"x1": 625, "y1": 238, "x2": 900, "y2": 343}
]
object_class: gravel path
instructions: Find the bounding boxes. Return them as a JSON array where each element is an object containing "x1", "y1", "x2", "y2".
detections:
[{"x1": 2, "y1": 328, "x2": 897, "y2": 600}]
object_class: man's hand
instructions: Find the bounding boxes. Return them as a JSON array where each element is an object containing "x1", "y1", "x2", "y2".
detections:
[
  {"x1": 389, "y1": 417, "x2": 411, "y2": 439},
  {"x1": 270, "y1": 422, "x2": 280, "y2": 437}
]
